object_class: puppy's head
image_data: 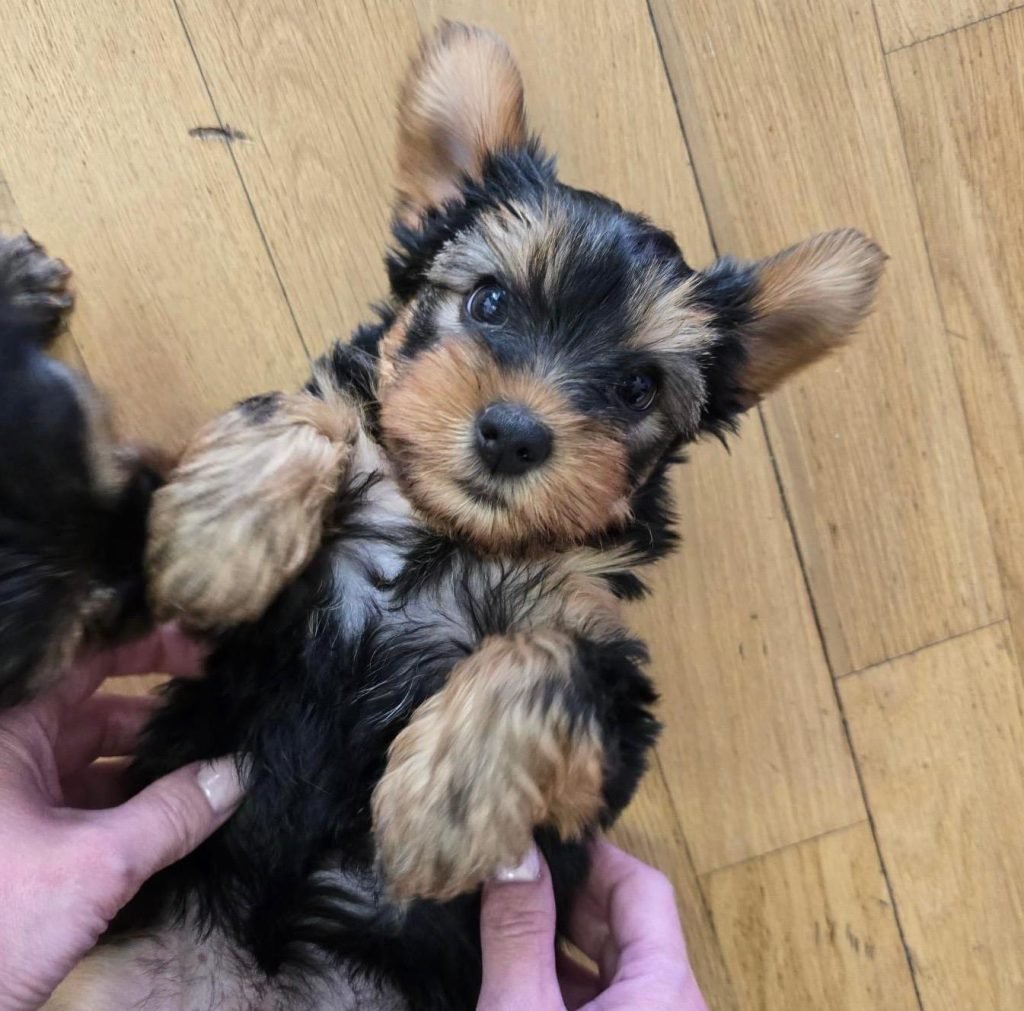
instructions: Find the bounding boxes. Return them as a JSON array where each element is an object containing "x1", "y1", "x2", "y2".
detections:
[{"x1": 378, "y1": 23, "x2": 884, "y2": 553}]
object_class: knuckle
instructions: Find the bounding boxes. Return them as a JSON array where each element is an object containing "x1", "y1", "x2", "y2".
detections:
[
  {"x1": 622, "y1": 863, "x2": 675, "y2": 905},
  {"x1": 645, "y1": 867, "x2": 676, "y2": 901},
  {"x1": 146, "y1": 785, "x2": 201, "y2": 856},
  {"x1": 478, "y1": 983, "x2": 563, "y2": 1011},
  {"x1": 481, "y1": 900, "x2": 551, "y2": 942}
]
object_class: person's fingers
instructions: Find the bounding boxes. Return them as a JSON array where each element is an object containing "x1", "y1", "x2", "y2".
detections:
[
  {"x1": 568, "y1": 840, "x2": 687, "y2": 989},
  {"x1": 566, "y1": 869, "x2": 613, "y2": 969},
  {"x1": 92, "y1": 755, "x2": 246, "y2": 894},
  {"x1": 61, "y1": 757, "x2": 132, "y2": 809},
  {"x1": 477, "y1": 845, "x2": 564, "y2": 1011},
  {"x1": 590, "y1": 841, "x2": 687, "y2": 965},
  {"x1": 556, "y1": 948, "x2": 601, "y2": 1010},
  {"x1": 62, "y1": 624, "x2": 207, "y2": 704},
  {"x1": 570, "y1": 841, "x2": 706, "y2": 1011},
  {"x1": 54, "y1": 693, "x2": 160, "y2": 774}
]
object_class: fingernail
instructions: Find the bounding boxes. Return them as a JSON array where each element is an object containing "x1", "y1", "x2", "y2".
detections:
[
  {"x1": 492, "y1": 844, "x2": 541, "y2": 883},
  {"x1": 197, "y1": 755, "x2": 248, "y2": 814}
]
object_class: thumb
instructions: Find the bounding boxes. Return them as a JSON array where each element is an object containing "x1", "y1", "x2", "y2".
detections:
[
  {"x1": 477, "y1": 845, "x2": 564, "y2": 1011},
  {"x1": 97, "y1": 756, "x2": 247, "y2": 895}
]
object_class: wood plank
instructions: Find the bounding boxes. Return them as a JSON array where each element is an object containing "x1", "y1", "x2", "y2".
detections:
[
  {"x1": 417, "y1": 0, "x2": 864, "y2": 872},
  {"x1": 840, "y1": 623, "x2": 1024, "y2": 1009},
  {"x1": 611, "y1": 759, "x2": 739, "y2": 1011},
  {"x1": 0, "y1": 2, "x2": 308, "y2": 448},
  {"x1": 704, "y1": 822, "x2": 919, "y2": 1011},
  {"x1": 636, "y1": 435, "x2": 865, "y2": 873},
  {"x1": 651, "y1": 0, "x2": 1003, "y2": 675},
  {"x1": 177, "y1": 0, "x2": 422, "y2": 353},
  {"x1": 888, "y1": 8, "x2": 1024, "y2": 712},
  {"x1": 875, "y1": 0, "x2": 1017, "y2": 52}
]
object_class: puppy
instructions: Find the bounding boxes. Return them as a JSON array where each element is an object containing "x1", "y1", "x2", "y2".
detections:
[
  {"x1": 33, "y1": 23, "x2": 883, "y2": 1011},
  {"x1": 0, "y1": 234, "x2": 160, "y2": 708}
]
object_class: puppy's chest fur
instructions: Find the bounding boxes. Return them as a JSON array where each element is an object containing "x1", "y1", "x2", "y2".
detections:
[{"x1": 321, "y1": 429, "x2": 611, "y2": 669}]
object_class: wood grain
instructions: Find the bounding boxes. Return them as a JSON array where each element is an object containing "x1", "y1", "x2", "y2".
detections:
[
  {"x1": 889, "y1": 7, "x2": 1024, "y2": 714},
  {"x1": 0, "y1": 2, "x2": 308, "y2": 448},
  {"x1": 840, "y1": 623, "x2": 1024, "y2": 1009},
  {"x1": 611, "y1": 759, "x2": 739, "y2": 1011},
  {"x1": 177, "y1": 0, "x2": 421, "y2": 353},
  {"x1": 705, "y1": 822, "x2": 919, "y2": 1011},
  {"x1": 650, "y1": 0, "x2": 1003, "y2": 675},
  {"x1": 634, "y1": 434, "x2": 865, "y2": 874},
  {"x1": 875, "y1": 0, "x2": 1017, "y2": 51}
]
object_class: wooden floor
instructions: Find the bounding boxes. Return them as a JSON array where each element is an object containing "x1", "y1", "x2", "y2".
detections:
[{"x1": 3, "y1": 1, "x2": 1022, "y2": 1007}]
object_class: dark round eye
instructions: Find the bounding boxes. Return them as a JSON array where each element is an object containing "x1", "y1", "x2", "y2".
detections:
[
  {"x1": 466, "y1": 283, "x2": 509, "y2": 325},
  {"x1": 620, "y1": 371, "x2": 658, "y2": 412}
]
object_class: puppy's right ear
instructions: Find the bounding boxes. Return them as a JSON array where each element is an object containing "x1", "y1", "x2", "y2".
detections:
[{"x1": 395, "y1": 22, "x2": 528, "y2": 225}]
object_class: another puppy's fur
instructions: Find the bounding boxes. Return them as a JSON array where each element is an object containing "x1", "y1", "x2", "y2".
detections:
[
  {"x1": 1, "y1": 24, "x2": 884, "y2": 1011},
  {"x1": 0, "y1": 235, "x2": 160, "y2": 707}
]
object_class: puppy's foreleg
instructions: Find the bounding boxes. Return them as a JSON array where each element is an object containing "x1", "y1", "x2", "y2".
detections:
[
  {"x1": 147, "y1": 390, "x2": 359, "y2": 628},
  {"x1": 371, "y1": 630, "x2": 608, "y2": 902}
]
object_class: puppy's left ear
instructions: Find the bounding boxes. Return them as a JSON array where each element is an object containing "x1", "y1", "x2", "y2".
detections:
[
  {"x1": 395, "y1": 22, "x2": 528, "y2": 225},
  {"x1": 697, "y1": 228, "x2": 885, "y2": 431}
]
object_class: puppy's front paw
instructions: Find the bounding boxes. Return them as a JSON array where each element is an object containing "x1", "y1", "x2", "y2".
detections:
[
  {"x1": 147, "y1": 392, "x2": 358, "y2": 628},
  {"x1": 371, "y1": 725, "x2": 531, "y2": 903},
  {"x1": 0, "y1": 232, "x2": 73, "y2": 338},
  {"x1": 371, "y1": 633, "x2": 605, "y2": 902}
]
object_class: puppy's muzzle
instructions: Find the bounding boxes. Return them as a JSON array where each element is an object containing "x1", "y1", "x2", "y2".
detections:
[{"x1": 474, "y1": 402, "x2": 553, "y2": 476}]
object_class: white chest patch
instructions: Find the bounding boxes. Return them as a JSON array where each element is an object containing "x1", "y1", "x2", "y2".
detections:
[{"x1": 316, "y1": 432, "x2": 417, "y2": 639}]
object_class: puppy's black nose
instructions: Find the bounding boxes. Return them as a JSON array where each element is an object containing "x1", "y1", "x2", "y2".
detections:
[{"x1": 475, "y1": 403, "x2": 552, "y2": 476}]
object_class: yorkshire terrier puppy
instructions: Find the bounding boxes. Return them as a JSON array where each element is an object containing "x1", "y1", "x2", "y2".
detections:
[
  {"x1": 7, "y1": 23, "x2": 884, "y2": 1011},
  {"x1": 0, "y1": 235, "x2": 160, "y2": 708}
]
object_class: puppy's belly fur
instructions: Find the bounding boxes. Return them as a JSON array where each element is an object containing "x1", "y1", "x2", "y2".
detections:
[{"x1": 47, "y1": 911, "x2": 407, "y2": 1010}]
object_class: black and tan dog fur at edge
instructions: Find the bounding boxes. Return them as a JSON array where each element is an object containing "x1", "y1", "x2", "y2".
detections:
[{"x1": 0, "y1": 24, "x2": 885, "y2": 1011}]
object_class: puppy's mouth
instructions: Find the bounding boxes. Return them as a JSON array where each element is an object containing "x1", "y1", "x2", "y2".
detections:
[{"x1": 455, "y1": 476, "x2": 510, "y2": 509}]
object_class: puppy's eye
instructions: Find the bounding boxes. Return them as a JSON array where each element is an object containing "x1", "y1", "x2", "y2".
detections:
[
  {"x1": 620, "y1": 371, "x2": 658, "y2": 412},
  {"x1": 466, "y1": 283, "x2": 508, "y2": 325}
]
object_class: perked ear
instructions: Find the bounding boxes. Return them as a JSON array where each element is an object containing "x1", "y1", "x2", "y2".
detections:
[
  {"x1": 395, "y1": 22, "x2": 528, "y2": 225},
  {"x1": 701, "y1": 228, "x2": 886, "y2": 422}
]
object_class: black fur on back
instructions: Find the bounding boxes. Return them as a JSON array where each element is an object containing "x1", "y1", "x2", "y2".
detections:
[{"x1": 0, "y1": 298, "x2": 160, "y2": 705}]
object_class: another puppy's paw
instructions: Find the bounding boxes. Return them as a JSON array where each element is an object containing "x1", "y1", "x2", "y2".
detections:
[
  {"x1": 371, "y1": 633, "x2": 605, "y2": 902},
  {"x1": 0, "y1": 232, "x2": 73, "y2": 337}
]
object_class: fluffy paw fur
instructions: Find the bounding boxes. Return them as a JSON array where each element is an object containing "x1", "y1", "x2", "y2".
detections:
[
  {"x1": 0, "y1": 231, "x2": 73, "y2": 337},
  {"x1": 147, "y1": 392, "x2": 358, "y2": 628},
  {"x1": 371, "y1": 631, "x2": 605, "y2": 902}
]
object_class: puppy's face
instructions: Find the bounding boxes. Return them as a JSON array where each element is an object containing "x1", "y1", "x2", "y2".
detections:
[{"x1": 377, "y1": 25, "x2": 884, "y2": 553}]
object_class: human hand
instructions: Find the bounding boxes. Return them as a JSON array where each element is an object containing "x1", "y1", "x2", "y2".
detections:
[
  {"x1": 477, "y1": 839, "x2": 707, "y2": 1011},
  {"x1": 0, "y1": 626, "x2": 246, "y2": 1010}
]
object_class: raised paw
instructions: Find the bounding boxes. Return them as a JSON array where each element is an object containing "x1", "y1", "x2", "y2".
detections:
[
  {"x1": 0, "y1": 231, "x2": 73, "y2": 339},
  {"x1": 147, "y1": 392, "x2": 359, "y2": 629},
  {"x1": 371, "y1": 633, "x2": 605, "y2": 902}
]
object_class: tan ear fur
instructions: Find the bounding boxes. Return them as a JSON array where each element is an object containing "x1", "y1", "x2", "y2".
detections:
[
  {"x1": 395, "y1": 22, "x2": 527, "y2": 225},
  {"x1": 739, "y1": 228, "x2": 885, "y2": 401}
]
